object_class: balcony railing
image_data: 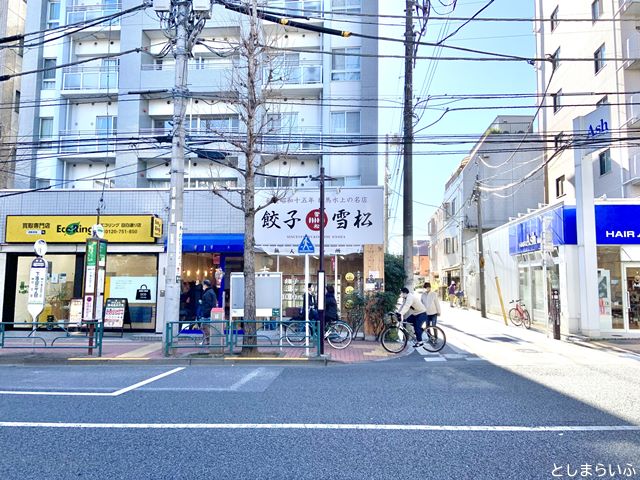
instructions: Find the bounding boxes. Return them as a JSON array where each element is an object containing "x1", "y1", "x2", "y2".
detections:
[
  {"x1": 261, "y1": 126, "x2": 323, "y2": 153},
  {"x1": 264, "y1": 62, "x2": 322, "y2": 86},
  {"x1": 67, "y1": 3, "x2": 122, "y2": 26},
  {"x1": 626, "y1": 153, "x2": 640, "y2": 185},
  {"x1": 62, "y1": 67, "x2": 118, "y2": 91},
  {"x1": 624, "y1": 35, "x2": 640, "y2": 69},
  {"x1": 58, "y1": 130, "x2": 118, "y2": 154},
  {"x1": 139, "y1": 126, "x2": 241, "y2": 139},
  {"x1": 619, "y1": 0, "x2": 640, "y2": 15},
  {"x1": 266, "y1": 0, "x2": 322, "y2": 16},
  {"x1": 627, "y1": 93, "x2": 640, "y2": 127}
]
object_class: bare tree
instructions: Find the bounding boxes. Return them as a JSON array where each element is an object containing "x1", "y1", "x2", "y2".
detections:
[{"x1": 198, "y1": 0, "x2": 297, "y2": 354}]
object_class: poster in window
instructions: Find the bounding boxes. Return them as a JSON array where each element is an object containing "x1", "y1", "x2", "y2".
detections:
[{"x1": 598, "y1": 268, "x2": 612, "y2": 329}]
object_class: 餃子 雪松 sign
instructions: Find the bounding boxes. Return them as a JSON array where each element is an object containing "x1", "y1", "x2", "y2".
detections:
[{"x1": 254, "y1": 187, "x2": 383, "y2": 254}]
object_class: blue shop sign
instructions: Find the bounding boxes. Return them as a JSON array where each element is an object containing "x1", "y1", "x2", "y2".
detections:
[
  {"x1": 594, "y1": 204, "x2": 640, "y2": 244},
  {"x1": 509, "y1": 207, "x2": 567, "y2": 255}
]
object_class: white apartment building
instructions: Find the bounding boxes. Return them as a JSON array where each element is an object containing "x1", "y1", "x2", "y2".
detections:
[{"x1": 3, "y1": 0, "x2": 401, "y2": 331}]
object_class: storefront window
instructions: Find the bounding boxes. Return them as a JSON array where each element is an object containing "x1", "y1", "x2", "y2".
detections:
[
  {"x1": 597, "y1": 246, "x2": 623, "y2": 330},
  {"x1": 531, "y1": 266, "x2": 545, "y2": 323},
  {"x1": 518, "y1": 265, "x2": 531, "y2": 315},
  {"x1": 105, "y1": 254, "x2": 158, "y2": 329},
  {"x1": 14, "y1": 254, "x2": 76, "y2": 326}
]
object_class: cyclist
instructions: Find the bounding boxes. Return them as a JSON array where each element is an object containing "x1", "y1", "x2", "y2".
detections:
[
  {"x1": 421, "y1": 282, "x2": 441, "y2": 329},
  {"x1": 398, "y1": 286, "x2": 428, "y2": 348},
  {"x1": 324, "y1": 285, "x2": 339, "y2": 323}
]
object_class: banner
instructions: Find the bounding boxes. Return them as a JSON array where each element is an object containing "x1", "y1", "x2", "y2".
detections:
[{"x1": 254, "y1": 187, "x2": 383, "y2": 251}]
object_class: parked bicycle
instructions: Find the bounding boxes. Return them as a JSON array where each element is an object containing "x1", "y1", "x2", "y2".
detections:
[
  {"x1": 380, "y1": 312, "x2": 446, "y2": 353},
  {"x1": 284, "y1": 319, "x2": 353, "y2": 349},
  {"x1": 508, "y1": 299, "x2": 531, "y2": 329}
]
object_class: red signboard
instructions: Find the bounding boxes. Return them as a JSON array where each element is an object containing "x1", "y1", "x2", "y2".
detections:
[{"x1": 305, "y1": 209, "x2": 328, "y2": 231}]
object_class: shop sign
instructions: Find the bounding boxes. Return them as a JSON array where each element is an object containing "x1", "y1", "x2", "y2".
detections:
[
  {"x1": 509, "y1": 207, "x2": 566, "y2": 255},
  {"x1": 103, "y1": 298, "x2": 127, "y2": 329},
  {"x1": 254, "y1": 187, "x2": 384, "y2": 252},
  {"x1": 5, "y1": 215, "x2": 162, "y2": 243}
]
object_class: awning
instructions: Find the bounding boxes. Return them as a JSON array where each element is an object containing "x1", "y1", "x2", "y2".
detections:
[{"x1": 178, "y1": 233, "x2": 244, "y2": 253}]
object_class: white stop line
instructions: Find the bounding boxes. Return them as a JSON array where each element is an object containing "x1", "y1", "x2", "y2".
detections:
[{"x1": 0, "y1": 422, "x2": 638, "y2": 432}]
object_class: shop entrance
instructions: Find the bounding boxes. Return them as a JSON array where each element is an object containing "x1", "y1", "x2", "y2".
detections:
[{"x1": 623, "y1": 264, "x2": 640, "y2": 332}]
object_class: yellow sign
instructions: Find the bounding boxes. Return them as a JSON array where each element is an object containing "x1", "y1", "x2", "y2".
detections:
[{"x1": 6, "y1": 215, "x2": 163, "y2": 244}]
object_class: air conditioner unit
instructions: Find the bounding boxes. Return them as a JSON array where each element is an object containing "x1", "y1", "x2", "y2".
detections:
[{"x1": 152, "y1": 0, "x2": 171, "y2": 11}]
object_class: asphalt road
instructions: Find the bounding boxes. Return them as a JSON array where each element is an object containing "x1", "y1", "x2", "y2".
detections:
[{"x1": 1, "y1": 315, "x2": 639, "y2": 480}]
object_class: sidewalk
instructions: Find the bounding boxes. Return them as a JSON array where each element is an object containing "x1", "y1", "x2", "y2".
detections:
[
  {"x1": 441, "y1": 302, "x2": 640, "y2": 357},
  {"x1": 0, "y1": 329, "x2": 406, "y2": 365}
]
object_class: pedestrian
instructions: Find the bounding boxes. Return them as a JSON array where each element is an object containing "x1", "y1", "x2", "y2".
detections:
[
  {"x1": 325, "y1": 285, "x2": 339, "y2": 323},
  {"x1": 421, "y1": 282, "x2": 441, "y2": 329},
  {"x1": 301, "y1": 283, "x2": 318, "y2": 320},
  {"x1": 200, "y1": 279, "x2": 218, "y2": 343},
  {"x1": 188, "y1": 280, "x2": 203, "y2": 320},
  {"x1": 179, "y1": 281, "x2": 190, "y2": 321},
  {"x1": 448, "y1": 281, "x2": 457, "y2": 307},
  {"x1": 397, "y1": 286, "x2": 428, "y2": 348}
]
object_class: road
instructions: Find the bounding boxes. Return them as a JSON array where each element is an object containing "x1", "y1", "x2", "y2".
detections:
[{"x1": 1, "y1": 312, "x2": 639, "y2": 480}]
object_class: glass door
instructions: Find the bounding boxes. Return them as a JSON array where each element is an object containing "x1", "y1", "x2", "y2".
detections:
[{"x1": 624, "y1": 265, "x2": 640, "y2": 332}]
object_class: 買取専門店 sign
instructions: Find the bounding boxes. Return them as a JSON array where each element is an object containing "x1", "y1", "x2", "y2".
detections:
[
  {"x1": 254, "y1": 187, "x2": 384, "y2": 251},
  {"x1": 5, "y1": 215, "x2": 163, "y2": 243}
]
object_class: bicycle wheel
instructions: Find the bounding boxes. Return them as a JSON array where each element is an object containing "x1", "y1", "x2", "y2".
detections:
[
  {"x1": 508, "y1": 308, "x2": 522, "y2": 326},
  {"x1": 421, "y1": 326, "x2": 446, "y2": 353},
  {"x1": 380, "y1": 326, "x2": 408, "y2": 353},
  {"x1": 284, "y1": 321, "x2": 308, "y2": 346},
  {"x1": 522, "y1": 309, "x2": 532, "y2": 329},
  {"x1": 325, "y1": 321, "x2": 353, "y2": 349}
]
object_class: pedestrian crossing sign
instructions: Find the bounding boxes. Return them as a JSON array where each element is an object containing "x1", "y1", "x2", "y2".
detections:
[{"x1": 298, "y1": 235, "x2": 315, "y2": 254}]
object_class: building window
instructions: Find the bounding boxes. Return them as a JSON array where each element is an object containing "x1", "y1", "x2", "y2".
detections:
[
  {"x1": 554, "y1": 132, "x2": 564, "y2": 151},
  {"x1": 550, "y1": 47, "x2": 560, "y2": 72},
  {"x1": 555, "y1": 175, "x2": 565, "y2": 198},
  {"x1": 591, "y1": 0, "x2": 602, "y2": 21},
  {"x1": 599, "y1": 149, "x2": 611, "y2": 175},
  {"x1": 331, "y1": 111, "x2": 360, "y2": 134},
  {"x1": 46, "y1": 0, "x2": 60, "y2": 29},
  {"x1": 444, "y1": 238, "x2": 451, "y2": 254},
  {"x1": 96, "y1": 116, "x2": 117, "y2": 136},
  {"x1": 594, "y1": 44, "x2": 605, "y2": 74},
  {"x1": 550, "y1": 6, "x2": 559, "y2": 31},
  {"x1": 42, "y1": 58, "x2": 56, "y2": 89},
  {"x1": 552, "y1": 89, "x2": 562, "y2": 113},
  {"x1": 332, "y1": 48, "x2": 360, "y2": 81},
  {"x1": 39, "y1": 117, "x2": 54, "y2": 148},
  {"x1": 597, "y1": 96, "x2": 609, "y2": 107},
  {"x1": 14, "y1": 91, "x2": 20, "y2": 114},
  {"x1": 333, "y1": 0, "x2": 361, "y2": 14}
]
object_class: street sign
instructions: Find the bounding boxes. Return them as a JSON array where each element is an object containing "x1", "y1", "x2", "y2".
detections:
[
  {"x1": 27, "y1": 257, "x2": 48, "y2": 322},
  {"x1": 298, "y1": 234, "x2": 315, "y2": 254},
  {"x1": 34, "y1": 239, "x2": 47, "y2": 257},
  {"x1": 92, "y1": 224, "x2": 105, "y2": 239}
]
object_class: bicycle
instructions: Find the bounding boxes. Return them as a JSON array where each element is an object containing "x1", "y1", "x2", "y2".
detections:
[
  {"x1": 508, "y1": 299, "x2": 531, "y2": 329},
  {"x1": 176, "y1": 318, "x2": 219, "y2": 346},
  {"x1": 380, "y1": 312, "x2": 446, "y2": 354},
  {"x1": 284, "y1": 319, "x2": 353, "y2": 349}
]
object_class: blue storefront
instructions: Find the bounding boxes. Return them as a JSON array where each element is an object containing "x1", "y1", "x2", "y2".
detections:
[{"x1": 509, "y1": 202, "x2": 640, "y2": 335}]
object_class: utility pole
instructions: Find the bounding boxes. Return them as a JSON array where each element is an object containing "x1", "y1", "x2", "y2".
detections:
[
  {"x1": 403, "y1": 0, "x2": 414, "y2": 288},
  {"x1": 475, "y1": 179, "x2": 487, "y2": 318}
]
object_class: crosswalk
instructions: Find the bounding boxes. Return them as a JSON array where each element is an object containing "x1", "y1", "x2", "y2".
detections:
[{"x1": 414, "y1": 344, "x2": 483, "y2": 362}]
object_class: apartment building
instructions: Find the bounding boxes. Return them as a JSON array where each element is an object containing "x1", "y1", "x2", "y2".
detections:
[
  {"x1": 532, "y1": 1, "x2": 640, "y2": 336},
  {"x1": 4, "y1": 0, "x2": 399, "y2": 331},
  {"x1": 429, "y1": 116, "x2": 545, "y2": 305},
  {"x1": 0, "y1": 0, "x2": 26, "y2": 188}
]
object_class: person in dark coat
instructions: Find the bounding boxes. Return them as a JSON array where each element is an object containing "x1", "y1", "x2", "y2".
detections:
[
  {"x1": 188, "y1": 281, "x2": 203, "y2": 320},
  {"x1": 325, "y1": 285, "x2": 339, "y2": 323}
]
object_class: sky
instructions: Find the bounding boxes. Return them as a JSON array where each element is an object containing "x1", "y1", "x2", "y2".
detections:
[{"x1": 386, "y1": 0, "x2": 537, "y2": 254}]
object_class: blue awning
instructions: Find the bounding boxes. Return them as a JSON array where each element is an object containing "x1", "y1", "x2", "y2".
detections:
[{"x1": 178, "y1": 233, "x2": 244, "y2": 253}]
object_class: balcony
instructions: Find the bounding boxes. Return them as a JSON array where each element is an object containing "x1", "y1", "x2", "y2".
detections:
[
  {"x1": 263, "y1": 62, "x2": 323, "y2": 94},
  {"x1": 61, "y1": 67, "x2": 118, "y2": 97},
  {"x1": 624, "y1": 35, "x2": 640, "y2": 69},
  {"x1": 140, "y1": 61, "x2": 236, "y2": 93},
  {"x1": 625, "y1": 153, "x2": 640, "y2": 185},
  {"x1": 261, "y1": 126, "x2": 323, "y2": 154},
  {"x1": 58, "y1": 130, "x2": 118, "y2": 156},
  {"x1": 66, "y1": 2, "x2": 121, "y2": 36},
  {"x1": 265, "y1": 0, "x2": 323, "y2": 17},
  {"x1": 626, "y1": 93, "x2": 640, "y2": 128},
  {"x1": 619, "y1": 0, "x2": 640, "y2": 16}
]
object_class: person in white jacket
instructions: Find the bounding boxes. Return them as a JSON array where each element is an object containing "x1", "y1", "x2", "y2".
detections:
[
  {"x1": 421, "y1": 282, "x2": 441, "y2": 329},
  {"x1": 398, "y1": 287, "x2": 428, "y2": 347}
]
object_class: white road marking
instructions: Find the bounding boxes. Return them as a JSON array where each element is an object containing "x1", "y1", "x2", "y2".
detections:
[
  {"x1": 423, "y1": 357, "x2": 447, "y2": 362},
  {"x1": 228, "y1": 368, "x2": 265, "y2": 391},
  {"x1": 0, "y1": 367, "x2": 185, "y2": 397},
  {"x1": 0, "y1": 422, "x2": 638, "y2": 432}
]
